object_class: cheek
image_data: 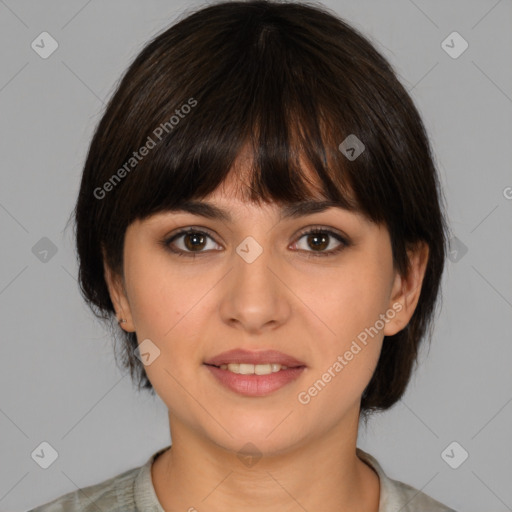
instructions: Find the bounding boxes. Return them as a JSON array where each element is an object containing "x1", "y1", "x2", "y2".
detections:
[
  {"x1": 124, "y1": 249, "x2": 187, "y2": 338},
  {"x1": 124, "y1": 249, "x2": 219, "y2": 371},
  {"x1": 306, "y1": 260, "x2": 392, "y2": 342},
  {"x1": 296, "y1": 257, "x2": 391, "y2": 394},
  {"x1": 123, "y1": 255, "x2": 207, "y2": 395}
]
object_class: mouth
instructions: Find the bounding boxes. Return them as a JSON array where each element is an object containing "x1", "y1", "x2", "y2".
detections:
[{"x1": 203, "y1": 349, "x2": 307, "y2": 396}]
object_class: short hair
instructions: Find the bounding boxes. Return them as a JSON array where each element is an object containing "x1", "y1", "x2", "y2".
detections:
[{"x1": 72, "y1": 0, "x2": 449, "y2": 420}]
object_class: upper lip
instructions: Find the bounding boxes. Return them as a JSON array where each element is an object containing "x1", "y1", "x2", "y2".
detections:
[{"x1": 204, "y1": 349, "x2": 306, "y2": 368}]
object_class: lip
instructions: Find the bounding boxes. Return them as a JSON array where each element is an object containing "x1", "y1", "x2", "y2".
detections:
[{"x1": 204, "y1": 348, "x2": 306, "y2": 368}]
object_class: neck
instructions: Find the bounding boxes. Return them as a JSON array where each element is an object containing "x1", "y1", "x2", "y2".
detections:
[{"x1": 151, "y1": 414, "x2": 380, "y2": 512}]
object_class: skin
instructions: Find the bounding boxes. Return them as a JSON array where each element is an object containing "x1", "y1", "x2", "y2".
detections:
[{"x1": 104, "y1": 154, "x2": 429, "y2": 512}]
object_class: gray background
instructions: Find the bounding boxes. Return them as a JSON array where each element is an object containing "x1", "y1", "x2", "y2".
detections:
[{"x1": 1, "y1": 1, "x2": 511, "y2": 511}]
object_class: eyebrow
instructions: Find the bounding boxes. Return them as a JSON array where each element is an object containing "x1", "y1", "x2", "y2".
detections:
[{"x1": 166, "y1": 199, "x2": 356, "y2": 222}]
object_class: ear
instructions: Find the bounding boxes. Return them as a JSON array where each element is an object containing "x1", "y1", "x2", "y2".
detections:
[
  {"x1": 103, "y1": 254, "x2": 136, "y2": 333},
  {"x1": 384, "y1": 241, "x2": 429, "y2": 337}
]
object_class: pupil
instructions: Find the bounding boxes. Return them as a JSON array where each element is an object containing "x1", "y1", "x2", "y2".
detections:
[
  {"x1": 309, "y1": 233, "x2": 328, "y2": 251},
  {"x1": 185, "y1": 233, "x2": 205, "y2": 251}
]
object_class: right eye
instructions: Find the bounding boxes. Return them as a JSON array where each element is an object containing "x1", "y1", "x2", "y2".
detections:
[{"x1": 163, "y1": 228, "x2": 222, "y2": 257}]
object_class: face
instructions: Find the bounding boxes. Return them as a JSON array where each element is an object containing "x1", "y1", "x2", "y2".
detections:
[{"x1": 104, "y1": 165, "x2": 428, "y2": 457}]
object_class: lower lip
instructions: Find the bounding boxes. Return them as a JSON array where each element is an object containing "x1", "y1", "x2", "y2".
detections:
[{"x1": 204, "y1": 364, "x2": 306, "y2": 396}]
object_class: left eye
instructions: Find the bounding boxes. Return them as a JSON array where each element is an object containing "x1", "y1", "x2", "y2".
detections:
[{"x1": 292, "y1": 229, "x2": 348, "y2": 257}]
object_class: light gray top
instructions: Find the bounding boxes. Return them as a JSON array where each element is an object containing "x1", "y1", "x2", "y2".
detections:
[{"x1": 28, "y1": 445, "x2": 457, "y2": 511}]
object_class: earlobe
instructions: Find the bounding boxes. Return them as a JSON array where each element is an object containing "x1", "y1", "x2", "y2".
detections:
[
  {"x1": 384, "y1": 241, "x2": 429, "y2": 337},
  {"x1": 103, "y1": 258, "x2": 136, "y2": 332}
]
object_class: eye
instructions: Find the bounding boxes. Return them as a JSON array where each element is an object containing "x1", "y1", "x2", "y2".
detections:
[
  {"x1": 291, "y1": 227, "x2": 350, "y2": 257},
  {"x1": 163, "y1": 228, "x2": 221, "y2": 257},
  {"x1": 161, "y1": 225, "x2": 350, "y2": 259}
]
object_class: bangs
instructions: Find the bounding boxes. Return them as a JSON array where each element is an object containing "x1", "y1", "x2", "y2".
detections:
[{"x1": 124, "y1": 106, "x2": 362, "y2": 222}]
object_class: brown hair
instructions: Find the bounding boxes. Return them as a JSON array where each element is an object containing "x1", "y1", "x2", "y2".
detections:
[{"x1": 72, "y1": 0, "x2": 449, "y2": 420}]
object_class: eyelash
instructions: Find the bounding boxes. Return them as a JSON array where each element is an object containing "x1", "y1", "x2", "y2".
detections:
[{"x1": 161, "y1": 226, "x2": 350, "y2": 259}]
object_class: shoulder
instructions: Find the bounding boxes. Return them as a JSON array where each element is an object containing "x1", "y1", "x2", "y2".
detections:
[
  {"x1": 384, "y1": 476, "x2": 458, "y2": 512},
  {"x1": 356, "y1": 448, "x2": 459, "y2": 512},
  {"x1": 27, "y1": 464, "x2": 142, "y2": 512}
]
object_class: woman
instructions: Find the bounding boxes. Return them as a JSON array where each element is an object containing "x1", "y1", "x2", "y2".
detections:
[{"x1": 30, "y1": 1, "x2": 456, "y2": 510}]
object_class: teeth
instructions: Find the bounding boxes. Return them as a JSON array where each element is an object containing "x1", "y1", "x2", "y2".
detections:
[{"x1": 218, "y1": 363, "x2": 289, "y2": 374}]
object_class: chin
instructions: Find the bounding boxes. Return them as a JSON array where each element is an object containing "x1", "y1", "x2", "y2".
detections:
[{"x1": 204, "y1": 421, "x2": 306, "y2": 458}]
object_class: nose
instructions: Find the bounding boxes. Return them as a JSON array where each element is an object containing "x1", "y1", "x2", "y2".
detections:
[{"x1": 218, "y1": 239, "x2": 291, "y2": 335}]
